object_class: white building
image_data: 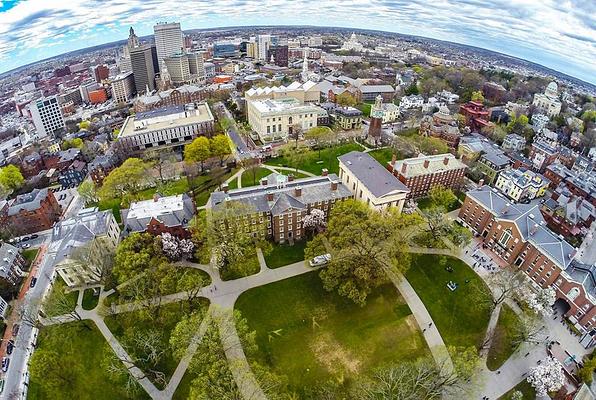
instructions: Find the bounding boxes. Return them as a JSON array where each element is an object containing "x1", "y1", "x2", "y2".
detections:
[
  {"x1": 257, "y1": 34, "x2": 271, "y2": 61},
  {"x1": 400, "y1": 94, "x2": 424, "y2": 109},
  {"x1": 118, "y1": 102, "x2": 214, "y2": 153},
  {"x1": 53, "y1": 208, "x2": 121, "y2": 287},
  {"x1": 436, "y1": 90, "x2": 459, "y2": 104},
  {"x1": 245, "y1": 81, "x2": 320, "y2": 104},
  {"x1": 502, "y1": 133, "x2": 526, "y2": 152},
  {"x1": 27, "y1": 96, "x2": 65, "y2": 138},
  {"x1": 494, "y1": 168, "x2": 550, "y2": 202},
  {"x1": 0, "y1": 295, "x2": 8, "y2": 320},
  {"x1": 154, "y1": 22, "x2": 184, "y2": 65},
  {"x1": 111, "y1": 71, "x2": 136, "y2": 103},
  {"x1": 338, "y1": 151, "x2": 409, "y2": 212},
  {"x1": 532, "y1": 113, "x2": 550, "y2": 132},
  {"x1": 341, "y1": 33, "x2": 364, "y2": 52},
  {"x1": 532, "y1": 81, "x2": 562, "y2": 117},
  {"x1": 247, "y1": 97, "x2": 324, "y2": 142}
]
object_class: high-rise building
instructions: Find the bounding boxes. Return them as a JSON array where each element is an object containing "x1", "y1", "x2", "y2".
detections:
[
  {"x1": 79, "y1": 80, "x2": 101, "y2": 103},
  {"x1": 130, "y1": 44, "x2": 157, "y2": 94},
  {"x1": 28, "y1": 96, "x2": 65, "y2": 138},
  {"x1": 267, "y1": 45, "x2": 288, "y2": 67},
  {"x1": 127, "y1": 26, "x2": 140, "y2": 49},
  {"x1": 187, "y1": 51, "x2": 206, "y2": 83},
  {"x1": 93, "y1": 65, "x2": 109, "y2": 83},
  {"x1": 111, "y1": 72, "x2": 136, "y2": 103},
  {"x1": 154, "y1": 22, "x2": 184, "y2": 65},
  {"x1": 257, "y1": 34, "x2": 271, "y2": 60},
  {"x1": 164, "y1": 53, "x2": 191, "y2": 84}
]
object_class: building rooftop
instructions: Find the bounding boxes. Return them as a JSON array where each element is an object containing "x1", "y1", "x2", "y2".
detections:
[
  {"x1": 8, "y1": 188, "x2": 50, "y2": 216},
  {"x1": 393, "y1": 153, "x2": 467, "y2": 178},
  {"x1": 498, "y1": 168, "x2": 549, "y2": 189},
  {"x1": 0, "y1": 242, "x2": 21, "y2": 279},
  {"x1": 250, "y1": 97, "x2": 323, "y2": 115},
  {"x1": 359, "y1": 84, "x2": 395, "y2": 93},
  {"x1": 467, "y1": 186, "x2": 575, "y2": 269},
  {"x1": 122, "y1": 194, "x2": 195, "y2": 232},
  {"x1": 338, "y1": 151, "x2": 409, "y2": 198}
]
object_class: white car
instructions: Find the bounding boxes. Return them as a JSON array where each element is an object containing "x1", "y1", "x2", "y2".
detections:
[
  {"x1": 21, "y1": 243, "x2": 31, "y2": 249},
  {"x1": 309, "y1": 254, "x2": 331, "y2": 267}
]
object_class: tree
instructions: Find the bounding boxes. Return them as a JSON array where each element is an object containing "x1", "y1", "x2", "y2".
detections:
[
  {"x1": 113, "y1": 233, "x2": 162, "y2": 283},
  {"x1": 527, "y1": 357, "x2": 565, "y2": 397},
  {"x1": 98, "y1": 158, "x2": 151, "y2": 202},
  {"x1": 185, "y1": 136, "x2": 211, "y2": 171},
  {"x1": 471, "y1": 90, "x2": 485, "y2": 102},
  {"x1": 77, "y1": 179, "x2": 98, "y2": 205},
  {"x1": 241, "y1": 157, "x2": 263, "y2": 187},
  {"x1": 518, "y1": 285, "x2": 556, "y2": 317},
  {"x1": 428, "y1": 185, "x2": 457, "y2": 211},
  {"x1": 160, "y1": 232, "x2": 195, "y2": 261},
  {"x1": 70, "y1": 237, "x2": 117, "y2": 288},
  {"x1": 210, "y1": 135, "x2": 232, "y2": 167},
  {"x1": 578, "y1": 355, "x2": 596, "y2": 384},
  {"x1": 143, "y1": 149, "x2": 176, "y2": 183},
  {"x1": 305, "y1": 126, "x2": 336, "y2": 159},
  {"x1": 78, "y1": 120, "x2": 91, "y2": 130},
  {"x1": 335, "y1": 91, "x2": 357, "y2": 107},
  {"x1": 306, "y1": 200, "x2": 416, "y2": 306},
  {"x1": 177, "y1": 269, "x2": 207, "y2": 308},
  {"x1": 507, "y1": 114, "x2": 530, "y2": 134},
  {"x1": 404, "y1": 82, "x2": 419, "y2": 96},
  {"x1": 420, "y1": 207, "x2": 471, "y2": 248},
  {"x1": 279, "y1": 142, "x2": 312, "y2": 173},
  {"x1": 473, "y1": 268, "x2": 527, "y2": 311},
  {"x1": 0, "y1": 165, "x2": 24, "y2": 193},
  {"x1": 511, "y1": 312, "x2": 546, "y2": 347},
  {"x1": 511, "y1": 391, "x2": 524, "y2": 400},
  {"x1": 302, "y1": 208, "x2": 326, "y2": 237},
  {"x1": 62, "y1": 138, "x2": 84, "y2": 149}
]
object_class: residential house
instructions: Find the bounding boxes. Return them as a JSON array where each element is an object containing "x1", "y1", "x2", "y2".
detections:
[
  {"x1": 122, "y1": 194, "x2": 195, "y2": 238},
  {"x1": 476, "y1": 151, "x2": 512, "y2": 184},
  {"x1": 541, "y1": 186, "x2": 595, "y2": 238},
  {"x1": 501, "y1": 134, "x2": 526, "y2": 153},
  {"x1": 58, "y1": 160, "x2": 87, "y2": 188},
  {"x1": 330, "y1": 107, "x2": 363, "y2": 130},
  {"x1": 494, "y1": 168, "x2": 550, "y2": 202},
  {"x1": 0, "y1": 243, "x2": 26, "y2": 285},
  {"x1": 400, "y1": 94, "x2": 424, "y2": 109},
  {"x1": 544, "y1": 163, "x2": 596, "y2": 206},
  {"x1": 419, "y1": 105, "x2": 462, "y2": 151},
  {"x1": 7, "y1": 188, "x2": 62, "y2": 235},
  {"x1": 529, "y1": 140, "x2": 559, "y2": 172},
  {"x1": 338, "y1": 151, "x2": 410, "y2": 212},
  {"x1": 459, "y1": 101, "x2": 490, "y2": 132},
  {"x1": 88, "y1": 152, "x2": 119, "y2": 185}
]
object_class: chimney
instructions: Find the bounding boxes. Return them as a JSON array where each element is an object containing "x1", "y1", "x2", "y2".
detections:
[
  {"x1": 294, "y1": 186, "x2": 302, "y2": 196},
  {"x1": 222, "y1": 183, "x2": 229, "y2": 193},
  {"x1": 443, "y1": 156, "x2": 449, "y2": 166},
  {"x1": 266, "y1": 191, "x2": 274, "y2": 201},
  {"x1": 322, "y1": 168, "x2": 328, "y2": 176},
  {"x1": 331, "y1": 181, "x2": 338, "y2": 191},
  {"x1": 288, "y1": 174, "x2": 294, "y2": 182},
  {"x1": 478, "y1": 179, "x2": 484, "y2": 187},
  {"x1": 391, "y1": 153, "x2": 397, "y2": 165},
  {"x1": 423, "y1": 159, "x2": 430, "y2": 169},
  {"x1": 401, "y1": 162, "x2": 407, "y2": 174},
  {"x1": 260, "y1": 178, "x2": 268, "y2": 186},
  {"x1": 153, "y1": 193, "x2": 160, "y2": 202}
]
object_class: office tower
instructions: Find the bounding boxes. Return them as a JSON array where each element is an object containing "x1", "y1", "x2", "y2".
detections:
[
  {"x1": 164, "y1": 53, "x2": 190, "y2": 84},
  {"x1": 79, "y1": 80, "x2": 101, "y2": 102},
  {"x1": 127, "y1": 26, "x2": 140, "y2": 49},
  {"x1": 130, "y1": 44, "x2": 157, "y2": 94},
  {"x1": 154, "y1": 22, "x2": 184, "y2": 65},
  {"x1": 150, "y1": 45, "x2": 160, "y2": 74},
  {"x1": 257, "y1": 34, "x2": 271, "y2": 60},
  {"x1": 111, "y1": 72, "x2": 136, "y2": 103},
  {"x1": 187, "y1": 51, "x2": 206, "y2": 82},
  {"x1": 28, "y1": 96, "x2": 65, "y2": 137},
  {"x1": 93, "y1": 65, "x2": 109, "y2": 83}
]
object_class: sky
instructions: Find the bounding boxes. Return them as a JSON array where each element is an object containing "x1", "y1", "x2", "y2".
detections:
[{"x1": 0, "y1": 0, "x2": 595, "y2": 84}]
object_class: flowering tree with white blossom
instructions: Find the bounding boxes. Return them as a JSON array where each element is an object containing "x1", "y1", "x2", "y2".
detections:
[
  {"x1": 517, "y1": 284, "x2": 556, "y2": 317},
  {"x1": 526, "y1": 357, "x2": 565, "y2": 396},
  {"x1": 161, "y1": 233, "x2": 195, "y2": 261},
  {"x1": 302, "y1": 209, "x2": 326, "y2": 236}
]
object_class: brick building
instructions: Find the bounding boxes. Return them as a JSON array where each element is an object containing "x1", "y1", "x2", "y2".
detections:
[
  {"x1": 133, "y1": 85, "x2": 207, "y2": 113},
  {"x1": 529, "y1": 140, "x2": 559, "y2": 172},
  {"x1": 7, "y1": 188, "x2": 62, "y2": 235},
  {"x1": 459, "y1": 101, "x2": 490, "y2": 132},
  {"x1": 458, "y1": 187, "x2": 596, "y2": 337},
  {"x1": 122, "y1": 194, "x2": 195, "y2": 238},
  {"x1": 387, "y1": 153, "x2": 467, "y2": 198},
  {"x1": 208, "y1": 172, "x2": 352, "y2": 243},
  {"x1": 419, "y1": 105, "x2": 462, "y2": 151},
  {"x1": 544, "y1": 163, "x2": 596, "y2": 206},
  {"x1": 87, "y1": 153, "x2": 119, "y2": 185},
  {"x1": 0, "y1": 243, "x2": 26, "y2": 285}
]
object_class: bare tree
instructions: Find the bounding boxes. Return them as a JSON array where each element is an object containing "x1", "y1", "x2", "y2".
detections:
[
  {"x1": 511, "y1": 313, "x2": 546, "y2": 347},
  {"x1": 472, "y1": 268, "x2": 527, "y2": 311}
]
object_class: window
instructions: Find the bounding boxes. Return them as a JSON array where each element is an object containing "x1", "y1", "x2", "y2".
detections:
[{"x1": 499, "y1": 228, "x2": 512, "y2": 247}]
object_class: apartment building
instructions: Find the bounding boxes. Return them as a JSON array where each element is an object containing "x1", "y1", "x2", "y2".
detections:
[
  {"x1": 122, "y1": 194, "x2": 195, "y2": 238},
  {"x1": 7, "y1": 188, "x2": 62, "y2": 235},
  {"x1": 494, "y1": 168, "x2": 550, "y2": 202}
]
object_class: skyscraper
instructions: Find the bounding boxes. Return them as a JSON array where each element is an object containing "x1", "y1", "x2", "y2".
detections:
[
  {"x1": 154, "y1": 22, "x2": 184, "y2": 65},
  {"x1": 257, "y1": 34, "x2": 271, "y2": 61},
  {"x1": 164, "y1": 53, "x2": 191, "y2": 84},
  {"x1": 130, "y1": 44, "x2": 157, "y2": 94},
  {"x1": 187, "y1": 51, "x2": 206, "y2": 83},
  {"x1": 127, "y1": 26, "x2": 140, "y2": 49},
  {"x1": 28, "y1": 96, "x2": 65, "y2": 138}
]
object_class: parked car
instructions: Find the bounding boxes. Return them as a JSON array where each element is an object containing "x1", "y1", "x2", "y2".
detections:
[
  {"x1": 11, "y1": 324, "x2": 19, "y2": 337},
  {"x1": 21, "y1": 236, "x2": 30, "y2": 242},
  {"x1": 6, "y1": 341, "x2": 14, "y2": 355},
  {"x1": 309, "y1": 254, "x2": 331, "y2": 267},
  {"x1": 30, "y1": 234, "x2": 39, "y2": 239},
  {"x1": 1, "y1": 357, "x2": 9, "y2": 372},
  {"x1": 30, "y1": 277, "x2": 37, "y2": 288},
  {"x1": 0, "y1": 379, "x2": 4, "y2": 393},
  {"x1": 21, "y1": 243, "x2": 31, "y2": 249}
]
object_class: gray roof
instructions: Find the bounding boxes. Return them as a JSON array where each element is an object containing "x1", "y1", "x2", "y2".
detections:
[
  {"x1": 210, "y1": 174, "x2": 352, "y2": 216},
  {"x1": 58, "y1": 148, "x2": 81, "y2": 163},
  {"x1": 8, "y1": 188, "x2": 50, "y2": 216},
  {"x1": 359, "y1": 84, "x2": 395, "y2": 93},
  {"x1": 136, "y1": 104, "x2": 185, "y2": 121},
  {"x1": 122, "y1": 194, "x2": 195, "y2": 232},
  {"x1": 338, "y1": 151, "x2": 409, "y2": 198},
  {"x1": 468, "y1": 186, "x2": 575, "y2": 269},
  {"x1": 52, "y1": 207, "x2": 117, "y2": 265},
  {"x1": 0, "y1": 243, "x2": 21, "y2": 279},
  {"x1": 566, "y1": 263, "x2": 596, "y2": 301},
  {"x1": 480, "y1": 151, "x2": 511, "y2": 168}
]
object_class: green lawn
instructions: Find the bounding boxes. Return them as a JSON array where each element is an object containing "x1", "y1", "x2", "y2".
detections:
[
  {"x1": 43, "y1": 278, "x2": 78, "y2": 317},
  {"x1": 405, "y1": 254, "x2": 492, "y2": 348},
  {"x1": 263, "y1": 241, "x2": 306, "y2": 268},
  {"x1": 82, "y1": 288, "x2": 100, "y2": 310},
  {"x1": 417, "y1": 196, "x2": 460, "y2": 212},
  {"x1": 498, "y1": 379, "x2": 536, "y2": 400},
  {"x1": 22, "y1": 248, "x2": 39, "y2": 266},
  {"x1": 240, "y1": 167, "x2": 273, "y2": 187},
  {"x1": 487, "y1": 304, "x2": 521, "y2": 371},
  {"x1": 191, "y1": 168, "x2": 239, "y2": 206},
  {"x1": 136, "y1": 177, "x2": 191, "y2": 200},
  {"x1": 356, "y1": 102, "x2": 372, "y2": 116},
  {"x1": 367, "y1": 148, "x2": 394, "y2": 166},
  {"x1": 104, "y1": 298, "x2": 209, "y2": 390},
  {"x1": 96, "y1": 198, "x2": 122, "y2": 223},
  {"x1": 28, "y1": 321, "x2": 149, "y2": 400},
  {"x1": 227, "y1": 177, "x2": 239, "y2": 190},
  {"x1": 265, "y1": 142, "x2": 364, "y2": 175},
  {"x1": 221, "y1": 253, "x2": 260, "y2": 281},
  {"x1": 235, "y1": 272, "x2": 428, "y2": 396}
]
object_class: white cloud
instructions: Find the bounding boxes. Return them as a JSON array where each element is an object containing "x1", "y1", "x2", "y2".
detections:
[{"x1": 0, "y1": 0, "x2": 594, "y2": 83}]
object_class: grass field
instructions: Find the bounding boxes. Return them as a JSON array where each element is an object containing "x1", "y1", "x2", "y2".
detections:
[
  {"x1": 240, "y1": 167, "x2": 273, "y2": 187},
  {"x1": 367, "y1": 148, "x2": 394, "y2": 166},
  {"x1": 265, "y1": 142, "x2": 364, "y2": 175},
  {"x1": 417, "y1": 195, "x2": 460, "y2": 212},
  {"x1": 104, "y1": 298, "x2": 209, "y2": 390},
  {"x1": 22, "y1": 248, "x2": 39, "y2": 267},
  {"x1": 235, "y1": 272, "x2": 428, "y2": 396},
  {"x1": 43, "y1": 278, "x2": 78, "y2": 317},
  {"x1": 263, "y1": 241, "x2": 306, "y2": 268},
  {"x1": 82, "y1": 288, "x2": 100, "y2": 310},
  {"x1": 405, "y1": 254, "x2": 492, "y2": 348},
  {"x1": 28, "y1": 321, "x2": 149, "y2": 400},
  {"x1": 487, "y1": 304, "x2": 520, "y2": 371},
  {"x1": 498, "y1": 379, "x2": 536, "y2": 399}
]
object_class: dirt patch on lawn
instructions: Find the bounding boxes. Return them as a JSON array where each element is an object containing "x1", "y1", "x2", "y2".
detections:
[{"x1": 310, "y1": 332, "x2": 361, "y2": 375}]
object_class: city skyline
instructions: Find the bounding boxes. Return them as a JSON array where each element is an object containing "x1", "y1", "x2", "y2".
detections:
[{"x1": 0, "y1": 0, "x2": 595, "y2": 84}]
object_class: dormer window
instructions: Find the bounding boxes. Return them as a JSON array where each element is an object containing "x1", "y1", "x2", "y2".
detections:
[{"x1": 499, "y1": 228, "x2": 512, "y2": 247}]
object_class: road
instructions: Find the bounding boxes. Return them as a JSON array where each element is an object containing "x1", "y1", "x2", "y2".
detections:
[
  {"x1": 213, "y1": 102, "x2": 257, "y2": 161},
  {"x1": 1, "y1": 192, "x2": 85, "y2": 399}
]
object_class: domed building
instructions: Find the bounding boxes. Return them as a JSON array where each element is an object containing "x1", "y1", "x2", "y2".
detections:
[
  {"x1": 532, "y1": 81, "x2": 561, "y2": 118},
  {"x1": 419, "y1": 105, "x2": 462, "y2": 151}
]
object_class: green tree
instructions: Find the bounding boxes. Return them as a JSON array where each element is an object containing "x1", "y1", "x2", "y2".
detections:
[
  {"x1": 305, "y1": 126, "x2": 336, "y2": 159},
  {"x1": 97, "y1": 158, "x2": 151, "y2": 202},
  {"x1": 578, "y1": 356, "x2": 596, "y2": 384},
  {"x1": 404, "y1": 82, "x2": 419, "y2": 96},
  {"x1": 335, "y1": 91, "x2": 357, "y2": 107},
  {"x1": 77, "y1": 179, "x2": 98, "y2": 205},
  {"x1": 507, "y1": 114, "x2": 529, "y2": 134},
  {"x1": 210, "y1": 135, "x2": 232, "y2": 167},
  {"x1": 471, "y1": 90, "x2": 485, "y2": 103},
  {"x1": 185, "y1": 136, "x2": 211, "y2": 171},
  {"x1": 306, "y1": 199, "x2": 419, "y2": 306},
  {"x1": 30, "y1": 349, "x2": 76, "y2": 395},
  {"x1": 0, "y1": 164, "x2": 24, "y2": 193},
  {"x1": 62, "y1": 138, "x2": 84, "y2": 149},
  {"x1": 78, "y1": 120, "x2": 91, "y2": 130},
  {"x1": 279, "y1": 142, "x2": 313, "y2": 173},
  {"x1": 428, "y1": 185, "x2": 457, "y2": 211},
  {"x1": 113, "y1": 232, "x2": 161, "y2": 283}
]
